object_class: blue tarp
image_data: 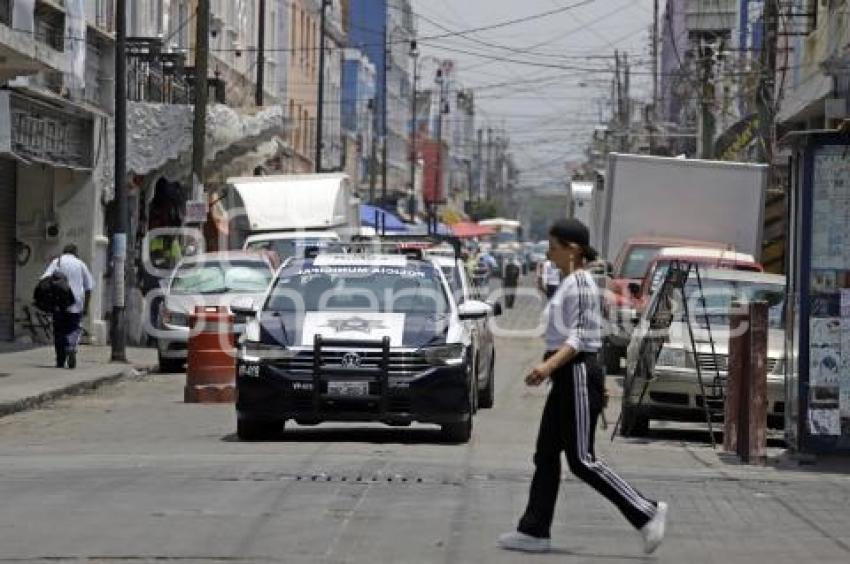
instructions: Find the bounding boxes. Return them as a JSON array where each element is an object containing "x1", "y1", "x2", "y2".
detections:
[{"x1": 360, "y1": 204, "x2": 409, "y2": 232}]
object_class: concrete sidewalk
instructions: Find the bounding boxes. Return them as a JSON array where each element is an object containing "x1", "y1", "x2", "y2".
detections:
[{"x1": 0, "y1": 345, "x2": 158, "y2": 417}]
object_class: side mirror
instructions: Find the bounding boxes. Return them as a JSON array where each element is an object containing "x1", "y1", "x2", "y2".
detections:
[
  {"x1": 628, "y1": 282, "x2": 641, "y2": 298},
  {"x1": 458, "y1": 300, "x2": 491, "y2": 320},
  {"x1": 230, "y1": 296, "x2": 257, "y2": 317},
  {"x1": 490, "y1": 301, "x2": 503, "y2": 317}
]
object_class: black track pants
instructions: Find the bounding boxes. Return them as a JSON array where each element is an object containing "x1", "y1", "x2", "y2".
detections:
[{"x1": 517, "y1": 356, "x2": 657, "y2": 537}]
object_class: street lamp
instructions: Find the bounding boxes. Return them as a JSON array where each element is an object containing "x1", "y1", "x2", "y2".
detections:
[{"x1": 408, "y1": 40, "x2": 419, "y2": 223}]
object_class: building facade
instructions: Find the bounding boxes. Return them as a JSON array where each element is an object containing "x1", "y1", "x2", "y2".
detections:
[
  {"x1": 341, "y1": 48, "x2": 376, "y2": 195},
  {"x1": 348, "y1": 0, "x2": 415, "y2": 204},
  {"x1": 0, "y1": 0, "x2": 115, "y2": 343}
]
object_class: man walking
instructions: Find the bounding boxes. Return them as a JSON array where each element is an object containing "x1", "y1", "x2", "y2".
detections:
[{"x1": 41, "y1": 244, "x2": 94, "y2": 369}]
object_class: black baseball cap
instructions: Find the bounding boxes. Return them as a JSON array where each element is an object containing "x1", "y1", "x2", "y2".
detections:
[{"x1": 549, "y1": 218, "x2": 598, "y2": 261}]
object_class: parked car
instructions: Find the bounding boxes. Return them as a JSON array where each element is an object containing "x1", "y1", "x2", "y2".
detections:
[
  {"x1": 428, "y1": 251, "x2": 498, "y2": 409},
  {"x1": 602, "y1": 236, "x2": 735, "y2": 375},
  {"x1": 155, "y1": 251, "x2": 280, "y2": 372},
  {"x1": 620, "y1": 269, "x2": 786, "y2": 437},
  {"x1": 633, "y1": 247, "x2": 763, "y2": 319}
]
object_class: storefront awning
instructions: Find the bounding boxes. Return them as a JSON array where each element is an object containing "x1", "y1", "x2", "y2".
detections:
[
  {"x1": 450, "y1": 222, "x2": 495, "y2": 239},
  {"x1": 360, "y1": 204, "x2": 408, "y2": 232}
]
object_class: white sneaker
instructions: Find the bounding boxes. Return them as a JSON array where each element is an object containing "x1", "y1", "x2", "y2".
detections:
[
  {"x1": 640, "y1": 501, "x2": 668, "y2": 554},
  {"x1": 497, "y1": 531, "x2": 551, "y2": 553}
]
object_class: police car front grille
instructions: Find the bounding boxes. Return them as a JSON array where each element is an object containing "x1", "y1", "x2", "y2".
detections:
[{"x1": 276, "y1": 351, "x2": 431, "y2": 376}]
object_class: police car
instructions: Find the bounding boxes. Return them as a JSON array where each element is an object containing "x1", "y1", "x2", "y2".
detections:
[{"x1": 232, "y1": 246, "x2": 498, "y2": 442}]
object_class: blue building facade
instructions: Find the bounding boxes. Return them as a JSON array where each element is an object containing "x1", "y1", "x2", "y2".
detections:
[{"x1": 348, "y1": 0, "x2": 388, "y2": 135}]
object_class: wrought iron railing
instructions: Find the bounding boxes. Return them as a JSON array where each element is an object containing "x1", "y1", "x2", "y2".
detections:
[{"x1": 126, "y1": 37, "x2": 192, "y2": 104}]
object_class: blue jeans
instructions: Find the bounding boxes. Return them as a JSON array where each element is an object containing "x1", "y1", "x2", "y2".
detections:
[{"x1": 53, "y1": 311, "x2": 82, "y2": 366}]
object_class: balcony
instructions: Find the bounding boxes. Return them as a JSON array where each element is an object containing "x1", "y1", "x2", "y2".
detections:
[
  {"x1": 685, "y1": 0, "x2": 736, "y2": 34},
  {"x1": 0, "y1": 0, "x2": 68, "y2": 80},
  {"x1": 127, "y1": 37, "x2": 191, "y2": 104},
  {"x1": 127, "y1": 37, "x2": 226, "y2": 106}
]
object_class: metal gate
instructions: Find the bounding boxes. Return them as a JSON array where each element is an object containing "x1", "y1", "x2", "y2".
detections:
[{"x1": 0, "y1": 159, "x2": 16, "y2": 340}]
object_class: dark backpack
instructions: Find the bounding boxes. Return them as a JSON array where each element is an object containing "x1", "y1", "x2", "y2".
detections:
[{"x1": 33, "y1": 258, "x2": 75, "y2": 313}]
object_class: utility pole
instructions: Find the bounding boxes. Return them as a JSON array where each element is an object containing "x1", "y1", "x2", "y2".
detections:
[
  {"x1": 435, "y1": 68, "x2": 445, "y2": 211},
  {"x1": 757, "y1": 0, "x2": 778, "y2": 164},
  {"x1": 408, "y1": 41, "x2": 419, "y2": 222},
  {"x1": 192, "y1": 0, "x2": 209, "y2": 191},
  {"x1": 369, "y1": 98, "x2": 377, "y2": 203},
  {"x1": 255, "y1": 0, "x2": 266, "y2": 106},
  {"x1": 110, "y1": 0, "x2": 127, "y2": 362},
  {"x1": 485, "y1": 127, "x2": 492, "y2": 200},
  {"x1": 698, "y1": 38, "x2": 716, "y2": 159},
  {"x1": 315, "y1": 0, "x2": 329, "y2": 173},
  {"x1": 475, "y1": 128, "x2": 483, "y2": 201},
  {"x1": 650, "y1": 0, "x2": 659, "y2": 154},
  {"x1": 381, "y1": 20, "x2": 388, "y2": 204}
]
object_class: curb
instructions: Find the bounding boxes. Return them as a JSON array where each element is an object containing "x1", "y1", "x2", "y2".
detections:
[{"x1": 0, "y1": 365, "x2": 156, "y2": 419}]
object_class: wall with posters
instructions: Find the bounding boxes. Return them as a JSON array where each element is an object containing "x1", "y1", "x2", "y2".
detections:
[{"x1": 787, "y1": 135, "x2": 850, "y2": 453}]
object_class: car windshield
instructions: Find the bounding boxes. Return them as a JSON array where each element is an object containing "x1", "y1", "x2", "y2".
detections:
[
  {"x1": 620, "y1": 246, "x2": 661, "y2": 279},
  {"x1": 266, "y1": 260, "x2": 450, "y2": 314},
  {"x1": 170, "y1": 261, "x2": 272, "y2": 295},
  {"x1": 675, "y1": 278, "x2": 785, "y2": 329},
  {"x1": 246, "y1": 237, "x2": 334, "y2": 259}
]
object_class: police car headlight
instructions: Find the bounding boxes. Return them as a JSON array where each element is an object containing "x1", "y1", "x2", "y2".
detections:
[
  {"x1": 240, "y1": 341, "x2": 285, "y2": 364},
  {"x1": 656, "y1": 346, "x2": 689, "y2": 368},
  {"x1": 243, "y1": 318, "x2": 261, "y2": 343},
  {"x1": 418, "y1": 343, "x2": 465, "y2": 366}
]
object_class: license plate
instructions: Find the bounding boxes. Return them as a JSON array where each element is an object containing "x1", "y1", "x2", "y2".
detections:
[{"x1": 328, "y1": 381, "x2": 369, "y2": 397}]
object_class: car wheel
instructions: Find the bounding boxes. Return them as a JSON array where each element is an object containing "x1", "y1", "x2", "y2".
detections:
[
  {"x1": 441, "y1": 417, "x2": 472, "y2": 443},
  {"x1": 157, "y1": 350, "x2": 184, "y2": 373},
  {"x1": 620, "y1": 404, "x2": 650, "y2": 437},
  {"x1": 237, "y1": 418, "x2": 285, "y2": 441},
  {"x1": 478, "y1": 354, "x2": 495, "y2": 409}
]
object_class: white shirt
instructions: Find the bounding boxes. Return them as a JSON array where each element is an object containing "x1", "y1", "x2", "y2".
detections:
[
  {"x1": 41, "y1": 254, "x2": 95, "y2": 314},
  {"x1": 544, "y1": 269, "x2": 602, "y2": 353},
  {"x1": 542, "y1": 260, "x2": 561, "y2": 286}
]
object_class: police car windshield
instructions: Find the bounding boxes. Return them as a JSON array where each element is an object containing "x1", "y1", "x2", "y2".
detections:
[{"x1": 266, "y1": 258, "x2": 450, "y2": 314}]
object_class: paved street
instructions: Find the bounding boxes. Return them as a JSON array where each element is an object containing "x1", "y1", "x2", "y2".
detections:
[{"x1": 1, "y1": 285, "x2": 849, "y2": 563}]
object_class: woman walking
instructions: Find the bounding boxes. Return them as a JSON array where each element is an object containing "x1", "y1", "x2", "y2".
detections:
[{"x1": 498, "y1": 218, "x2": 667, "y2": 555}]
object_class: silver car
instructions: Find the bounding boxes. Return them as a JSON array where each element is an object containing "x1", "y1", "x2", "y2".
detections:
[
  {"x1": 155, "y1": 251, "x2": 279, "y2": 372},
  {"x1": 621, "y1": 269, "x2": 786, "y2": 436}
]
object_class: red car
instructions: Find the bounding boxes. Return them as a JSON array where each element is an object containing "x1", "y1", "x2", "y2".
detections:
[
  {"x1": 633, "y1": 247, "x2": 763, "y2": 317},
  {"x1": 601, "y1": 236, "x2": 735, "y2": 374}
]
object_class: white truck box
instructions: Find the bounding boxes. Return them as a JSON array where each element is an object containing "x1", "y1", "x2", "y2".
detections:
[
  {"x1": 598, "y1": 153, "x2": 767, "y2": 261},
  {"x1": 223, "y1": 173, "x2": 360, "y2": 249}
]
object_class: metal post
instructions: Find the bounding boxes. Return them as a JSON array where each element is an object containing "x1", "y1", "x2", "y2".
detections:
[
  {"x1": 110, "y1": 0, "x2": 128, "y2": 362},
  {"x1": 315, "y1": 0, "x2": 329, "y2": 173},
  {"x1": 255, "y1": 0, "x2": 266, "y2": 107}
]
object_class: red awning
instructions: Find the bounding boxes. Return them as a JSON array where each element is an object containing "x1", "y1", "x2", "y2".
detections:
[{"x1": 450, "y1": 222, "x2": 496, "y2": 239}]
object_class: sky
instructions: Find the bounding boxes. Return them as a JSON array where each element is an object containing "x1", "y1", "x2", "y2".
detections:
[{"x1": 411, "y1": 0, "x2": 655, "y2": 191}]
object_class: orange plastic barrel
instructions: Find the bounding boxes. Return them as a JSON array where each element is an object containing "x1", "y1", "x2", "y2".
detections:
[{"x1": 185, "y1": 306, "x2": 236, "y2": 403}]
